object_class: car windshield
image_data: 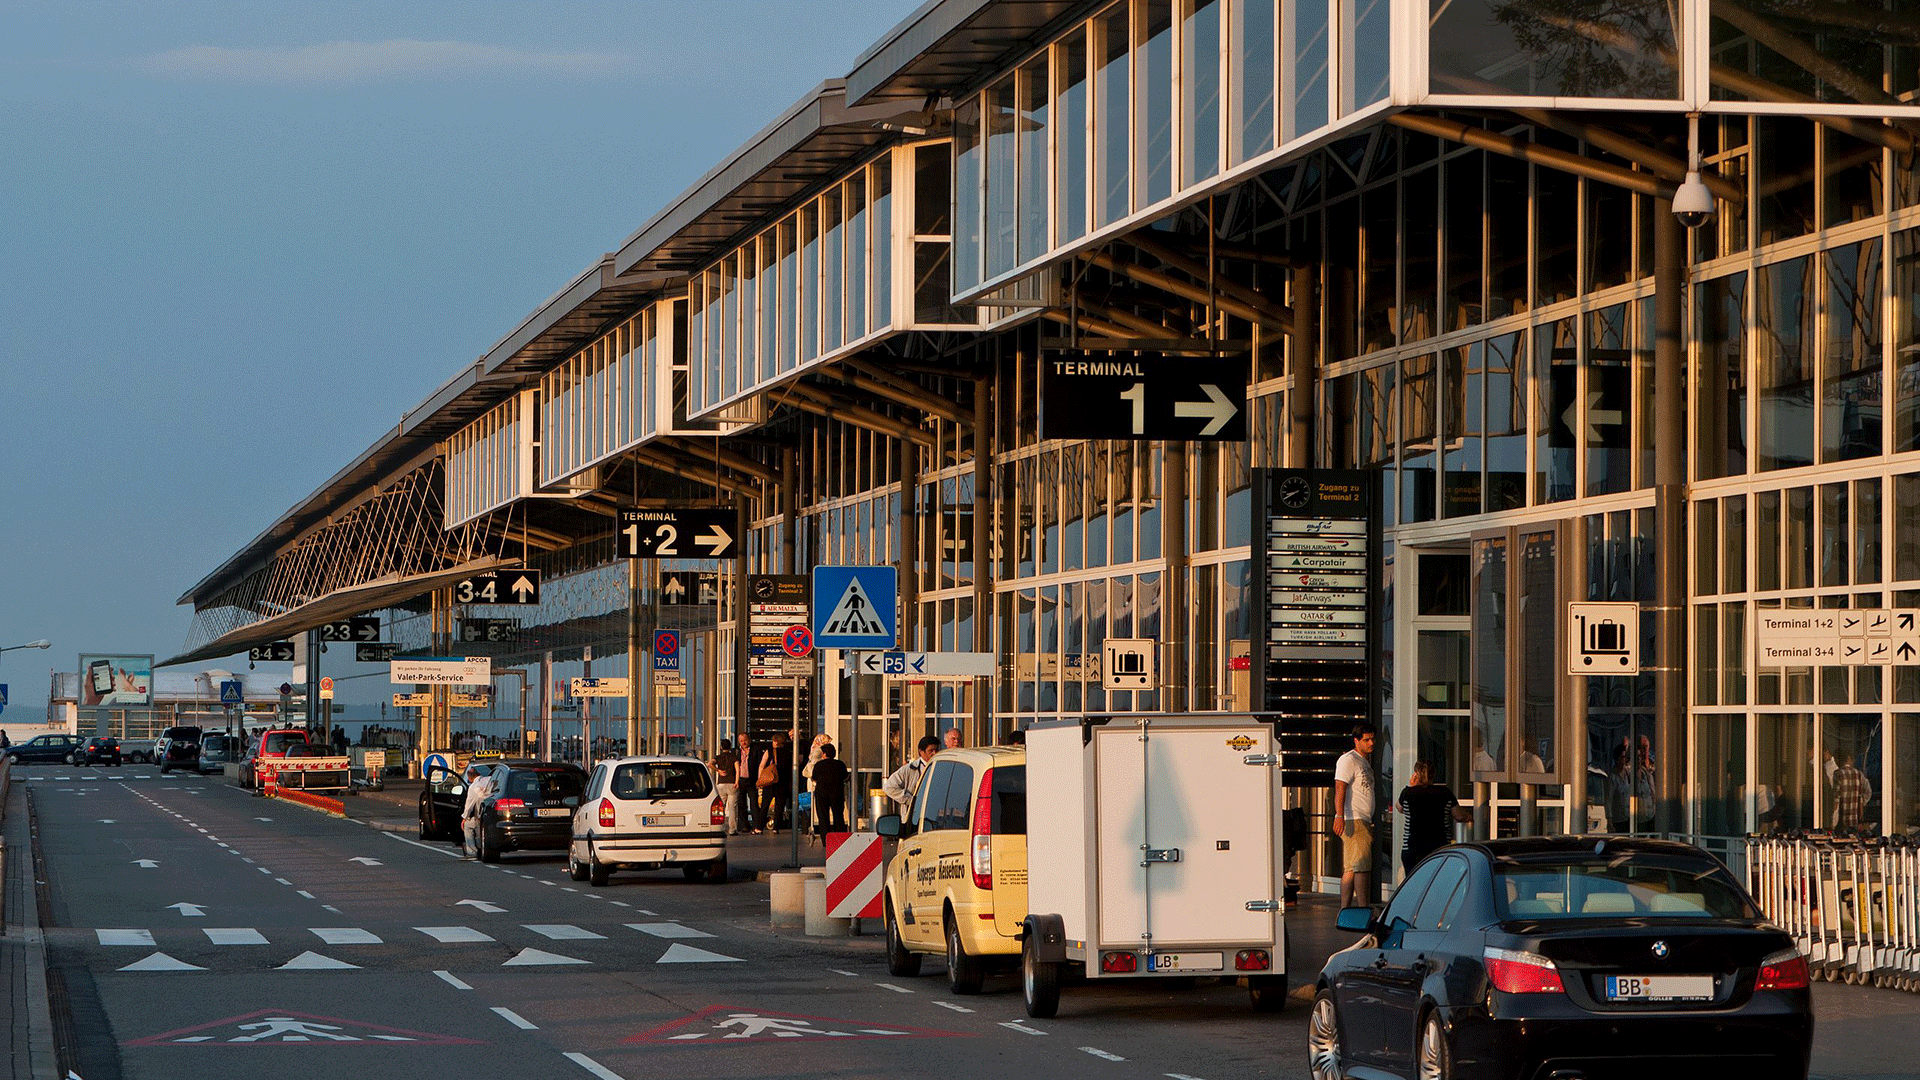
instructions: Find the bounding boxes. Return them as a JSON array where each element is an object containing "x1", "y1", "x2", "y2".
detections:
[
  {"x1": 262, "y1": 733, "x2": 306, "y2": 754},
  {"x1": 609, "y1": 762, "x2": 711, "y2": 800},
  {"x1": 502, "y1": 768, "x2": 585, "y2": 804},
  {"x1": 203, "y1": 735, "x2": 227, "y2": 753},
  {"x1": 1494, "y1": 852, "x2": 1760, "y2": 920}
]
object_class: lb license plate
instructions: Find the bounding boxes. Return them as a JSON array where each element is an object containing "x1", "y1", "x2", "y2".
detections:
[
  {"x1": 1146, "y1": 952, "x2": 1223, "y2": 972},
  {"x1": 1605, "y1": 975, "x2": 1714, "y2": 1001}
]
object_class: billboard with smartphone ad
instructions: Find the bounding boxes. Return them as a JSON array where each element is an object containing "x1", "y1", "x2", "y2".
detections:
[{"x1": 78, "y1": 654, "x2": 153, "y2": 707}]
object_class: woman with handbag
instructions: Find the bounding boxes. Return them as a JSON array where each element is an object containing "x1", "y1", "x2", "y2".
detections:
[{"x1": 756, "y1": 732, "x2": 792, "y2": 833}]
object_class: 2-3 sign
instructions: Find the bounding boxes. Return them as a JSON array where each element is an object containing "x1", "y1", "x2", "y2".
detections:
[
  {"x1": 619, "y1": 508, "x2": 737, "y2": 560},
  {"x1": 319, "y1": 617, "x2": 380, "y2": 642}
]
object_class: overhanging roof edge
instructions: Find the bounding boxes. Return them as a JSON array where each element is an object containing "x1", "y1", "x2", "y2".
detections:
[{"x1": 845, "y1": 0, "x2": 991, "y2": 104}]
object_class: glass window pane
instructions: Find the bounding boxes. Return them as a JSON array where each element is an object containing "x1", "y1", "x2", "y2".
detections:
[
  {"x1": 1756, "y1": 256, "x2": 1815, "y2": 471},
  {"x1": 1288, "y1": 0, "x2": 1328, "y2": 140},
  {"x1": 846, "y1": 177, "x2": 868, "y2": 342},
  {"x1": 822, "y1": 190, "x2": 844, "y2": 351},
  {"x1": 1472, "y1": 534, "x2": 1508, "y2": 778},
  {"x1": 1697, "y1": 272, "x2": 1748, "y2": 480},
  {"x1": 1757, "y1": 119, "x2": 1816, "y2": 245},
  {"x1": 1442, "y1": 343, "x2": 1482, "y2": 518},
  {"x1": 799, "y1": 206, "x2": 819, "y2": 362},
  {"x1": 1018, "y1": 58, "x2": 1049, "y2": 264},
  {"x1": 1137, "y1": 0, "x2": 1176, "y2": 207},
  {"x1": 986, "y1": 76, "x2": 1018, "y2": 277},
  {"x1": 1095, "y1": 5, "x2": 1132, "y2": 228},
  {"x1": 1536, "y1": 317, "x2": 1577, "y2": 504},
  {"x1": 871, "y1": 164, "x2": 893, "y2": 330},
  {"x1": 1229, "y1": 0, "x2": 1276, "y2": 163},
  {"x1": 1485, "y1": 331, "x2": 1525, "y2": 511},
  {"x1": 1586, "y1": 304, "x2": 1632, "y2": 496},
  {"x1": 1182, "y1": 0, "x2": 1222, "y2": 187},
  {"x1": 953, "y1": 96, "x2": 983, "y2": 291},
  {"x1": 1432, "y1": 0, "x2": 1677, "y2": 98},
  {"x1": 1056, "y1": 31, "x2": 1089, "y2": 244},
  {"x1": 1401, "y1": 353, "x2": 1437, "y2": 523},
  {"x1": 1535, "y1": 161, "x2": 1577, "y2": 305},
  {"x1": 1895, "y1": 230, "x2": 1920, "y2": 454},
  {"x1": 1711, "y1": 1, "x2": 1899, "y2": 108},
  {"x1": 1445, "y1": 154, "x2": 1483, "y2": 332},
  {"x1": 1694, "y1": 715, "x2": 1746, "y2": 836},
  {"x1": 1855, "y1": 478, "x2": 1880, "y2": 585},
  {"x1": 1756, "y1": 714, "x2": 1815, "y2": 833},
  {"x1": 1341, "y1": 0, "x2": 1391, "y2": 111},
  {"x1": 1822, "y1": 239, "x2": 1882, "y2": 462}
]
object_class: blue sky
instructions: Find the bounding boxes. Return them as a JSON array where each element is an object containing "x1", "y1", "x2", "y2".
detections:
[{"x1": 0, "y1": 0, "x2": 914, "y2": 713}]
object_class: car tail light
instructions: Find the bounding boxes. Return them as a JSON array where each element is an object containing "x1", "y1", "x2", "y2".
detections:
[
  {"x1": 1101, "y1": 952, "x2": 1138, "y2": 973},
  {"x1": 598, "y1": 798, "x2": 616, "y2": 828},
  {"x1": 971, "y1": 767, "x2": 995, "y2": 890},
  {"x1": 710, "y1": 794, "x2": 726, "y2": 826},
  {"x1": 1484, "y1": 947, "x2": 1565, "y2": 994},
  {"x1": 494, "y1": 798, "x2": 526, "y2": 815},
  {"x1": 1755, "y1": 948, "x2": 1810, "y2": 991},
  {"x1": 1234, "y1": 950, "x2": 1271, "y2": 971}
]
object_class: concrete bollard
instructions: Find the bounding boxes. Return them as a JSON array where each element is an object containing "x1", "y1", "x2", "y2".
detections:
[
  {"x1": 804, "y1": 875, "x2": 851, "y2": 937},
  {"x1": 768, "y1": 869, "x2": 824, "y2": 929}
]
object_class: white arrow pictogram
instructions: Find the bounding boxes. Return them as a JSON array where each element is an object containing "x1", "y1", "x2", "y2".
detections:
[
  {"x1": 694, "y1": 526, "x2": 733, "y2": 556},
  {"x1": 456, "y1": 899, "x2": 506, "y2": 913},
  {"x1": 348, "y1": 857, "x2": 383, "y2": 866},
  {"x1": 133, "y1": 859, "x2": 159, "y2": 868},
  {"x1": 510, "y1": 575, "x2": 537, "y2": 601},
  {"x1": 1173, "y1": 383, "x2": 1238, "y2": 436},
  {"x1": 167, "y1": 903, "x2": 207, "y2": 917}
]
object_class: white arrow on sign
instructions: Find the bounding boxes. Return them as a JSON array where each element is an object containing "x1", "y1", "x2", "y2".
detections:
[
  {"x1": 1563, "y1": 391, "x2": 1624, "y2": 444},
  {"x1": 348, "y1": 857, "x2": 383, "y2": 866},
  {"x1": 855, "y1": 652, "x2": 884, "y2": 675},
  {"x1": 132, "y1": 859, "x2": 159, "y2": 868},
  {"x1": 456, "y1": 899, "x2": 507, "y2": 913},
  {"x1": 1173, "y1": 383, "x2": 1239, "y2": 437},
  {"x1": 693, "y1": 525, "x2": 733, "y2": 556},
  {"x1": 662, "y1": 577, "x2": 688, "y2": 603},
  {"x1": 167, "y1": 903, "x2": 207, "y2": 917},
  {"x1": 510, "y1": 575, "x2": 538, "y2": 602}
]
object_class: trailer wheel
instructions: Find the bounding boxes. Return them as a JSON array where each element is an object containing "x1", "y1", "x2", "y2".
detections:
[
  {"x1": 1248, "y1": 974, "x2": 1288, "y2": 1013},
  {"x1": 1022, "y1": 935, "x2": 1060, "y2": 1018},
  {"x1": 945, "y1": 916, "x2": 984, "y2": 994}
]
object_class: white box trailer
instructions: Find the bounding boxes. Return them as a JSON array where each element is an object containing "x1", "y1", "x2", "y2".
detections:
[{"x1": 1021, "y1": 713, "x2": 1289, "y2": 1017}]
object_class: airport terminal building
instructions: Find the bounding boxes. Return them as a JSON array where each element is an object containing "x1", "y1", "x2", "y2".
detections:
[{"x1": 170, "y1": 0, "x2": 1920, "y2": 882}]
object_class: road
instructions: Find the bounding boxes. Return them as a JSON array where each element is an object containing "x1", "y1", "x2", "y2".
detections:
[{"x1": 22, "y1": 765, "x2": 1310, "y2": 1080}]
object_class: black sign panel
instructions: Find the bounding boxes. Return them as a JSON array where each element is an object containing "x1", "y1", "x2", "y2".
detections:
[
  {"x1": 249, "y1": 641, "x2": 295, "y2": 662},
  {"x1": 355, "y1": 642, "x2": 399, "y2": 663},
  {"x1": 620, "y1": 508, "x2": 737, "y2": 559},
  {"x1": 745, "y1": 682, "x2": 812, "y2": 749},
  {"x1": 455, "y1": 569, "x2": 541, "y2": 605},
  {"x1": 661, "y1": 570, "x2": 721, "y2": 606},
  {"x1": 459, "y1": 618, "x2": 520, "y2": 643},
  {"x1": 319, "y1": 617, "x2": 380, "y2": 642},
  {"x1": 1040, "y1": 352, "x2": 1248, "y2": 441},
  {"x1": 1255, "y1": 468, "x2": 1380, "y2": 787}
]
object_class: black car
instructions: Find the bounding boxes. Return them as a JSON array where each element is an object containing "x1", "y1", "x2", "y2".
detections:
[
  {"x1": 80, "y1": 737, "x2": 122, "y2": 767},
  {"x1": 417, "y1": 758, "x2": 520, "y2": 841},
  {"x1": 1309, "y1": 837, "x2": 1812, "y2": 1080},
  {"x1": 4, "y1": 734, "x2": 81, "y2": 765},
  {"x1": 157, "y1": 726, "x2": 203, "y2": 774},
  {"x1": 474, "y1": 763, "x2": 588, "y2": 862}
]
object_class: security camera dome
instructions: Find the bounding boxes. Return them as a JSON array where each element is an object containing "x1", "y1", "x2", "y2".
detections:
[{"x1": 1673, "y1": 171, "x2": 1715, "y2": 229}]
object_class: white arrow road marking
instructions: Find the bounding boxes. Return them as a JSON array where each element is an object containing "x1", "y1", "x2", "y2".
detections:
[
  {"x1": 1173, "y1": 382, "x2": 1238, "y2": 436},
  {"x1": 564, "y1": 1053, "x2": 626, "y2": 1080},
  {"x1": 656, "y1": 943, "x2": 743, "y2": 964},
  {"x1": 625, "y1": 922, "x2": 712, "y2": 939},
  {"x1": 348, "y1": 857, "x2": 383, "y2": 866},
  {"x1": 455, "y1": 899, "x2": 506, "y2": 913},
  {"x1": 204, "y1": 928, "x2": 268, "y2": 945},
  {"x1": 417, "y1": 927, "x2": 493, "y2": 943},
  {"x1": 167, "y1": 903, "x2": 207, "y2": 917},
  {"x1": 97, "y1": 929, "x2": 155, "y2": 946},
  {"x1": 503, "y1": 948, "x2": 589, "y2": 966},
  {"x1": 526, "y1": 925, "x2": 605, "y2": 940},
  {"x1": 434, "y1": 970, "x2": 472, "y2": 990},
  {"x1": 312, "y1": 928, "x2": 381, "y2": 944},
  {"x1": 119, "y1": 952, "x2": 204, "y2": 972},
  {"x1": 278, "y1": 951, "x2": 359, "y2": 970},
  {"x1": 1000, "y1": 1020, "x2": 1047, "y2": 1035},
  {"x1": 1080, "y1": 1047, "x2": 1126, "y2": 1061},
  {"x1": 490, "y1": 1007, "x2": 538, "y2": 1030},
  {"x1": 132, "y1": 860, "x2": 159, "y2": 868}
]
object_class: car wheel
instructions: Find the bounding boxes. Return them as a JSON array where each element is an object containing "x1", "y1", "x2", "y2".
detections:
[
  {"x1": 587, "y1": 846, "x2": 610, "y2": 887},
  {"x1": 1022, "y1": 934, "x2": 1060, "y2": 1018},
  {"x1": 64, "y1": 752, "x2": 76, "y2": 765},
  {"x1": 945, "y1": 915, "x2": 984, "y2": 995},
  {"x1": 884, "y1": 898, "x2": 922, "y2": 977},
  {"x1": 478, "y1": 825, "x2": 501, "y2": 863},
  {"x1": 567, "y1": 845, "x2": 590, "y2": 882},
  {"x1": 417, "y1": 804, "x2": 432, "y2": 840},
  {"x1": 1248, "y1": 974, "x2": 1288, "y2": 1013},
  {"x1": 703, "y1": 855, "x2": 728, "y2": 883},
  {"x1": 1307, "y1": 989, "x2": 1343, "y2": 1080},
  {"x1": 1416, "y1": 1011, "x2": 1451, "y2": 1080}
]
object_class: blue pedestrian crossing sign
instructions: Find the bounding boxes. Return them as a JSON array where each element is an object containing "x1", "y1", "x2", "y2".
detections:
[
  {"x1": 220, "y1": 680, "x2": 244, "y2": 705},
  {"x1": 812, "y1": 566, "x2": 897, "y2": 650}
]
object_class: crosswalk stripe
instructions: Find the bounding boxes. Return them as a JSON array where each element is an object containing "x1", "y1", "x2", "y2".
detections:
[
  {"x1": 97, "y1": 929, "x2": 155, "y2": 946},
  {"x1": 204, "y1": 928, "x2": 268, "y2": 945},
  {"x1": 278, "y1": 950, "x2": 359, "y2": 970},
  {"x1": 524, "y1": 924, "x2": 605, "y2": 940},
  {"x1": 416, "y1": 926, "x2": 493, "y2": 943},
  {"x1": 503, "y1": 947, "x2": 589, "y2": 966},
  {"x1": 311, "y1": 928, "x2": 382, "y2": 944},
  {"x1": 119, "y1": 952, "x2": 203, "y2": 972},
  {"x1": 626, "y1": 922, "x2": 713, "y2": 939}
]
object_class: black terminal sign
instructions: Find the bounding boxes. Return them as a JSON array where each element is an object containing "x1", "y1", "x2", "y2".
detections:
[
  {"x1": 1039, "y1": 352, "x2": 1247, "y2": 442},
  {"x1": 1254, "y1": 469, "x2": 1380, "y2": 787}
]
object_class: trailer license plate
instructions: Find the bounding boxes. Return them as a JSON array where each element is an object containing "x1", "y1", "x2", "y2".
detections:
[
  {"x1": 1605, "y1": 975, "x2": 1714, "y2": 1001},
  {"x1": 1147, "y1": 952, "x2": 1223, "y2": 972},
  {"x1": 642, "y1": 814, "x2": 685, "y2": 827}
]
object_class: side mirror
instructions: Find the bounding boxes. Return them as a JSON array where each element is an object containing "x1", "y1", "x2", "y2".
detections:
[
  {"x1": 875, "y1": 814, "x2": 902, "y2": 838},
  {"x1": 1335, "y1": 906, "x2": 1377, "y2": 934}
]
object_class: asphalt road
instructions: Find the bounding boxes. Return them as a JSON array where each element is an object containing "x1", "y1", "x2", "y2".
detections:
[{"x1": 25, "y1": 765, "x2": 1314, "y2": 1080}]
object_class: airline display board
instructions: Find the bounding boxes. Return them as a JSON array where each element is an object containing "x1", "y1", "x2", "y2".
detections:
[{"x1": 1753, "y1": 608, "x2": 1920, "y2": 667}]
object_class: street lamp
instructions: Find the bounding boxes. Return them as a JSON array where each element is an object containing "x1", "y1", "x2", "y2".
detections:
[{"x1": 1, "y1": 639, "x2": 51, "y2": 654}]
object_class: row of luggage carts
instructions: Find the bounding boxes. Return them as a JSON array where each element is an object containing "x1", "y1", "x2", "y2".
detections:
[{"x1": 1746, "y1": 831, "x2": 1920, "y2": 991}]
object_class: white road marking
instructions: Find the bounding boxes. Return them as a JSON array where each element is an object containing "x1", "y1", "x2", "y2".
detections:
[
  {"x1": 562, "y1": 887, "x2": 579, "y2": 893},
  {"x1": 204, "y1": 928, "x2": 268, "y2": 945},
  {"x1": 382, "y1": 833, "x2": 462, "y2": 858},
  {"x1": 877, "y1": 983, "x2": 914, "y2": 994},
  {"x1": 97, "y1": 929, "x2": 155, "y2": 946},
  {"x1": 296, "y1": 890, "x2": 317, "y2": 899},
  {"x1": 257, "y1": 867, "x2": 272, "y2": 874},
  {"x1": 216, "y1": 843, "x2": 230, "y2": 848},
  {"x1": 1167, "y1": 1074, "x2": 1210, "y2": 1080},
  {"x1": 1001, "y1": 1021, "x2": 1047, "y2": 1035},
  {"x1": 526, "y1": 925, "x2": 605, "y2": 940},
  {"x1": 625, "y1": 923, "x2": 712, "y2": 939},
  {"x1": 564, "y1": 1052, "x2": 626, "y2": 1080},
  {"x1": 633, "y1": 909, "x2": 658, "y2": 916},
  {"x1": 933, "y1": 1001, "x2": 975, "y2": 1012},
  {"x1": 118, "y1": 952, "x2": 203, "y2": 971},
  {"x1": 1080, "y1": 1047, "x2": 1126, "y2": 1061},
  {"x1": 490, "y1": 1007, "x2": 538, "y2": 1030},
  {"x1": 278, "y1": 951, "x2": 359, "y2": 970},
  {"x1": 274, "y1": 878, "x2": 293, "y2": 886},
  {"x1": 503, "y1": 948, "x2": 589, "y2": 966},
  {"x1": 830, "y1": 969, "x2": 859, "y2": 976},
  {"x1": 434, "y1": 970, "x2": 472, "y2": 990},
  {"x1": 321, "y1": 905, "x2": 342, "y2": 913},
  {"x1": 417, "y1": 926, "x2": 493, "y2": 943},
  {"x1": 312, "y1": 928, "x2": 381, "y2": 944},
  {"x1": 608, "y1": 901, "x2": 630, "y2": 907},
  {"x1": 656, "y1": 943, "x2": 743, "y2": 964}
]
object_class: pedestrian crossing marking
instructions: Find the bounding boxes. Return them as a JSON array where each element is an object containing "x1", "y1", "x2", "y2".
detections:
[
  {"x1": 657, "y1": 943, "x2": 743, "y2": 964},
  {"x1": 277, "y1": 951, "x2": 359, "y2": 970},
  {"x1": 526, "y1": 924, "x2": 605, "y2": 940},
  {"x1": 821, "y1": 578, "x2": 889, "y2": 637},
  {"x1": 624, "y1": 1005, "x2": 960, "y2": 1044},
  {"x1": 204, "y1": 928, "x2": 268, "y2": 945},
  {"x1": 119, "y1": 952, "x2": 205, "y2": 972},
  {"x1": 311, "y1": 928, "x2": 382, "y2": 944},
  {"x1": 503, "y1": 947, "x2": 589, "y2": 966},
  {"x1": 416, "y1": 926, "x2": 493, "y2": 943},
  {"x1": 125, "y1": 1009, "x2": 479, "y2": 1047},
  {"x1": 98, "y1": 929, "x2": 155, "y2": 946},
  {"x1": 627, "y1": 922, "x2": 713, "y2": 939}
]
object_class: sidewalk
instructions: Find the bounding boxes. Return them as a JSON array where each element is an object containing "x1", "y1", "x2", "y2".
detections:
[{"x1": 2, "y1": 768, "x2": 58, "y2": 1080}]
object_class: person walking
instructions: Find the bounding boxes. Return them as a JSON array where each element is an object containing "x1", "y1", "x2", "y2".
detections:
[
  {"x1": 460, "y1": 763, "x2": 496, "y2": 860},
  {"x1": 1396, "y1": 759, "x2": 1471, "y2": 875},
  {"x1": 736, "y1": 742, "x2": 759, "y2": 833},
  {"x1": 1830, "y1": 753, "x2": 1871, "y2": 832},
  {"x1": 757, "y1": 732, "x2": 793, "y2": 833},
  {"x1": 883, "y1": 735, "x2": 940, "y2": 816},
  {"x1": 711, "y1": 739, "x2": 741, "y2": 835},
  {"x1": 809, "y1": 742, "x2": 850, "y2": 836},
  {"x1": 1332, "y1": 723, "x2": 1380, "y2": 909}
]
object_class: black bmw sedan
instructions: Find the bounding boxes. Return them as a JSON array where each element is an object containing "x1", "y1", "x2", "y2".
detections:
[{"x1": 1309, "y1": 837, "x2": 1812, "y2": 1080}]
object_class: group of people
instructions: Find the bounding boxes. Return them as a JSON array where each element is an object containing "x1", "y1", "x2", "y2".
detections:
[
  {"x1": 1332, "y1": 722, "x2": 1472, "y2": 907},
  {"x1": 709, "y1": 730, "x2": 852, "y2": 837}
]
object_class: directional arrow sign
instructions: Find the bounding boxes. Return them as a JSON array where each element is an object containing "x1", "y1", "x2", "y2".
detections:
[
  {"x1": 249, "y1": 641, "x2": 296, "y2": 663},
  {"x1": 133, "y1": 859, "x2": 159, "y2": 868},
  {"x1": 454, "y1": 570, "x2": 540, "y2": 606},
  {"x1": 1040, "y1": 352, "x2": 1248, "y2": 442},
  {"x1": 619, "y1": 508, "x2": 738, "y2": 559},
  {"x1": 456, "y1": 899, "x2": 507, "y2": 913},
  {"x1": 168, "y1": 903, "x2": 207, "y2": 917},
  {"x1": 348, "y1": 857, "x2": 383, "y2": 866}
]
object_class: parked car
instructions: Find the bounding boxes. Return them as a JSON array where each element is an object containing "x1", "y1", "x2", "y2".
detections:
[
  {"x1": 198, "y1": 732, "x2": 234, "y2": 774},
  {"x1": 417, "y1": 758, "x2": 519, "y2": 842},
  {"x1": 240, "y1": 728, "x2": 307, "y2": 787},
  {"x1": 568, "y1": 755, "x2": 726, "y2": 885},
  {"x1": 3, "y1": 733, "x2": 82, "y2": 765},
  {"x1": 1308, "y1": 837, "x2": 1812, "y2": 1080},
  {"x1": 472, "y1": 762, "x2": 588, "y2": 862},
  {"x1": 156, "y1": 726, "x2": 203, "y2": 774},
  {"x1": 79, "y1": 737, "x2": 122, "y2": 767},
  {"x1": 876, "y1": 745, "x2": 1027, "y2": 993}
]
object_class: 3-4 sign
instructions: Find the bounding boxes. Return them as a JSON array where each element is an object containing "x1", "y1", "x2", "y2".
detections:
[
  {"x1": 319, "y1": 617, "x2": 380, "y2": 642},
  {"x1": 249, "y1": 641, "x2": 295, "y2": 662},
  {"x1": 455, "y1": 570, "x2": 541, "y2": 605},
  {"x1": 619, "y1": 508, "x2": 737, "y2": 560}
]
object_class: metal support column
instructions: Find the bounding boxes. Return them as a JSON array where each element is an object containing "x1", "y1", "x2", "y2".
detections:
[
  {"x1": 1653, "y1": 201, "x2": 1688, "y2": 834},
  {"x1": 1162, "y1": 443, "x2": 1189, "y2": 711},
  {"x1": 734, "y1": 497, "x2": 752, "y2": 760},
  {"x1": 539, "y1": 650, "x2": 553, "y2": 762},
  {"x1": 1288, "y1": 263, "x2": 1319, "y2": 469},
  {"x1": 973, "y1": 374, "x2": 993, "y2": 742},
  {"x1": 628, "y1": 556, "x2": 642, "y2": 757},
  {"x1": 897, "y1": 435, "x2": 921, "y2": 738}
]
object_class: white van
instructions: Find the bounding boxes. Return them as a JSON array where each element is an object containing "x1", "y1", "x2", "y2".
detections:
[{"x1": 567, "y1": 755, "x2": 728, "y2": 885}]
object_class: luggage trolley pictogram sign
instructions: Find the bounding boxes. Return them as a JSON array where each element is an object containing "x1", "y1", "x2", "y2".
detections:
[{"x1": 1567, "y1": 602, "x2": 1640, "y2": 675}]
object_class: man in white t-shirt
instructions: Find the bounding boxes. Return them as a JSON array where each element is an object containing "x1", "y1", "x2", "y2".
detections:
[{"x1": 1332, "y1": 723, "x2": 1379, "y2": 909}]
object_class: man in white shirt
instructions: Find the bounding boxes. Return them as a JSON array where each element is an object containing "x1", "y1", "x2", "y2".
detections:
[
  {"x1": 1332, "y1": 723, "x2": 1379, "y2": 909},
  {"x1": 882, "y1": 736, "x2": 940, "y2": 816},
  {"x1": 461, "y1": 763, "x2": 496, "y2": 860}
]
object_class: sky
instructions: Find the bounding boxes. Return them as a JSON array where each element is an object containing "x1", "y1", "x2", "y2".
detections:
[{"x1": 0, "y1": 0, "x2": 918, "y2": 715}]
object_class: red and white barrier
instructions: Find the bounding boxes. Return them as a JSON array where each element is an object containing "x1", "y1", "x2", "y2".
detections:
[{"x1": 825, "y1": 832, "x2": 883, "y2": 920}]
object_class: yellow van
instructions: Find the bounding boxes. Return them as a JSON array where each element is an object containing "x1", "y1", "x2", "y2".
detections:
[{"x1": 875, "y1": 745, "x2": 1027, "y2": 994}]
